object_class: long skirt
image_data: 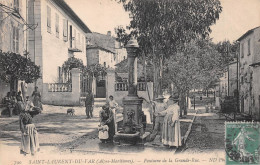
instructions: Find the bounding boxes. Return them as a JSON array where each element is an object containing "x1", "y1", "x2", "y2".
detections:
[
  {"x1": 106, "y1": 120, "x2": 115, "y2": 141},
  {"x1": 20, "y1": 124, "x2": 40, "y2": 154},
  {"x1": 161, "y1": 114, "x2": 182, "y2": 147}
]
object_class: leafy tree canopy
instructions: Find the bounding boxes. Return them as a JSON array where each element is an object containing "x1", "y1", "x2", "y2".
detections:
[
  {"x1": 84, "y1": 64, "x2": 107, "y2": 78},
  {"x1": 214, "y1": 40, "x2": 239, "y2": 67},
  {"x1": 62, "y1": 57, "x2": 85, "y2": 72},
  {"x1": 62, "y1": 57, "x2": 107, "y2": 78},
  {"x1": 164, "y1": 39, "x2": 223, "y2": 93},
  {"x1": 116, "y1": 0, "x2": 222, "y2": 58},
  {"x1": 0, "y1": 50, "x2": 40, "y2": 83}
]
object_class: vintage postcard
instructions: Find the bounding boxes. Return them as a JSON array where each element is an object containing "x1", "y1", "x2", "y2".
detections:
[{"x1": 0, "y1": 0, "x2": 260, "y2": 165}]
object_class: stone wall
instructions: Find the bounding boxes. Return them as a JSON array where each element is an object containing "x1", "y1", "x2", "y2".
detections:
[{"x1": 42, "y1": 68, "x2": 81, "y2": 106}]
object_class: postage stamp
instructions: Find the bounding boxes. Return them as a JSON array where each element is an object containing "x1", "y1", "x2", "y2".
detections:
[{"x1": 225, "y1": 122, "x2": 260, "y2": 165}]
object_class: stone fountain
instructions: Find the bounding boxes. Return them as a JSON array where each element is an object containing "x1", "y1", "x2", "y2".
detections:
[{"x1": 114, "y1": 38, "x2": 150, "y2": 145}]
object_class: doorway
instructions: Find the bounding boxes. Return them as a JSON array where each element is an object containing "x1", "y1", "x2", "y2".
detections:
[{"x1": 96, "y1": 79, "x2": 106, "y2": 98}]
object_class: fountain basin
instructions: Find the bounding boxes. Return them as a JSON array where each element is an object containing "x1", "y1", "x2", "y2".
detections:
[{"x1": 114, "y1": 131, "x2": 140, "y2": 145}]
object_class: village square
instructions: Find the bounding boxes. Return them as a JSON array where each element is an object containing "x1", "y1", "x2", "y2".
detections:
[{"x1": 0, "y1": 0, "x2": 259, "y2": 165}]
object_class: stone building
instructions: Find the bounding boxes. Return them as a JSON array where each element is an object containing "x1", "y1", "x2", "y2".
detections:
[
  {"x1": 228, "y1": 61, "x2": 238, "y2": 97},
  {"x1": 0, "y1": 0, "x2": 26, "y2": 101},
  {"x1": 26, "y1": 0, "x2": 91, "y2": 104},
  {"x1": 86, "y1": 31, "x2": 127, "y2": 68},
  {"x1": 237, "y1": 26, "x2": 260, "y2": 120},
  {"x1": 86, "y1": 32, "x2": 127, "y2": 98}
]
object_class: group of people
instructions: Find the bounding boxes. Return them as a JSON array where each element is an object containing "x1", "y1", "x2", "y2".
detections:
[
  {"x1": 83, "y1": 90, "x2": 118, "y2": 143},
  {"x1": 3, "y1": 87, "x2": 42, "y2": 117},
  {"x1": 150, "y1": 95, "x2": 182, "y2": 147},
  {"x1": 3, "y1": 87, "x2": 42, "y2": 156},
  {"x1": 98, "y1": 95, "x2": 118, "y2": 143},
  {"x1": 95, "y1": 93, "x2": 182, "y2": 148}
]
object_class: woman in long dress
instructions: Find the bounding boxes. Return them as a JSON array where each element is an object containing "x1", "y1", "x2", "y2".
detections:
[
  {"x1": 19, "y1": 99, "x2": 40, "y2": 155},
  {"x1": 99, "y1": 105, "x2": 115, "y2": 143},
  {"x1": 161, "y1": 99, "x2": 182, "y2": 147}
]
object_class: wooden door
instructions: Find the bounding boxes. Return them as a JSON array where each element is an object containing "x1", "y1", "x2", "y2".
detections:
[{"x1": 96, "y1": 80, "x2": 106, "y2": 98}]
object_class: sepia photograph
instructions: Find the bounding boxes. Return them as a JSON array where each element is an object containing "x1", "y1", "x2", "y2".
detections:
[{"x1": 0, "y1": 0, "x2": 259, "y2": 165}]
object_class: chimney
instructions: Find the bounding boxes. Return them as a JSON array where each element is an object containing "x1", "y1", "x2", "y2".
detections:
[{"x1": 107, "y1": 31, "x2": 111, "y2": 36}]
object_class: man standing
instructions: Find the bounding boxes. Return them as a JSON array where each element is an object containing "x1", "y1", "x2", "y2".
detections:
[
  {"x1": 108, "y1": 95, "x2": 118, "y2": 132},
  {"x1": 85, "y1": 90, "x2": 94, "y2": 119},
  {"x1": 149, "y1": 95, "x2": 168, "y2": 142}
]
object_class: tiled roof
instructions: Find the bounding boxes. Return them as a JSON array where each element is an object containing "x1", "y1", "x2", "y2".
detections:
[{"x1": 86, "y1": 32, "x2": 116, "y2": 53}]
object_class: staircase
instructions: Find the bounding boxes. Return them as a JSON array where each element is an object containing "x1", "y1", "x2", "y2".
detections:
[{"x1": 94, "y1": 98, "x2": 107, "y2": 107}]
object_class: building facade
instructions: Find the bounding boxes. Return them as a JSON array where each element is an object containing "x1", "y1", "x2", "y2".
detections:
[
  {"x1": 0, "y1": 0, "x2": 26, "y2": 101},
  {"x1": 86, "y1": 32, "x2": 126, "y2": 68},
  {"x1": 228, "y1": 61, "x2": 238, "y2": 97},
  {"x1": 238, "y1": 26, "x2": 260, "y2": 120},
  {"x1": 218, "y1": 71, "x2": 228, "y2": 98},
  {"x1": 26, "y1": 0, "x2": 91, "y2": 99},
  {"x1": 86, "y1": 32, "x2": 127, "y2": 98}
]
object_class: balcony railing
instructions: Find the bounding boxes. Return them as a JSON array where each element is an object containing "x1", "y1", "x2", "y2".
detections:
[
  {"x1": 115, "y1": 82, "x2": 147, "y2": 91},
  {"x1": 48, "y1": 83, "x2": 72, "y2": 92}
]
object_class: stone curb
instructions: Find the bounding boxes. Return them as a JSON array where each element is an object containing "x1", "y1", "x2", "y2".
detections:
[{"x1": 182, "y1": 111, "x2": 198, "y2": 145}]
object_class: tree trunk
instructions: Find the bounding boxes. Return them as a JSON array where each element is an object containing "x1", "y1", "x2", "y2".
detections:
[
  {"x1": 184, "y1": 91, "x2": 189, "y2": 115},
  {"x1": 179, "y1": 91, "x2": 188, "y2": 117}
]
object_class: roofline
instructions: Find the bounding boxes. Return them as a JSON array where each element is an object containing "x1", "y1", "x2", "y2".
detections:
[
  {"x1": 86, "y1": 45, "x2": 115, "y2": 54},
  {"x1": 237, "y1": 26, "x2": 260, "y2": 41},
  {"x1": 52, "y1": 0, "x2": 91, "y2": 33}
]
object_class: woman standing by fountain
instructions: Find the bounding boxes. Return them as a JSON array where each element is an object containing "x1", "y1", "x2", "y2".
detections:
[
  {"x1": 161, "y1": 98, "x2": 182, "y2": 148},
  {"x1": 99, "y1": 105, "x2": 115, "y2": 143}
]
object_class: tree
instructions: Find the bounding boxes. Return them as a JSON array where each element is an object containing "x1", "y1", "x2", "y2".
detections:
[
  {"x1": 164, "y1": 39, "x2": 223, "y2": 116},
  {"x1": 116, "y1": 0, "x2": 222, "y2": 99},
  {"x1": 215, "y1": 40, "x2": 239, "y2": 67},
  {"x1": 62, "y1": 57, "x2": 107, "y2": 81},
  {"x1": 0, "y1": 50, "x2": 40, "y2": 86},
  {"x1": 84, "y1": 64, "x2": 107, "y2": 79}
]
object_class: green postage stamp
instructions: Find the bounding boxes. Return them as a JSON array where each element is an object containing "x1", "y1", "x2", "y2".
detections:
[{"x1": 225, "y1": 121, "x2": 260, "y2": 165}]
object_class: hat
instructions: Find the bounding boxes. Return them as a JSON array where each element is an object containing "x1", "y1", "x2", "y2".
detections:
[
  {"x1": 155, "y1": 95, "x2": 166, "y2": 100},
  {"x1": 169, "y1": 95, "x2": 179, "y2": 101}
]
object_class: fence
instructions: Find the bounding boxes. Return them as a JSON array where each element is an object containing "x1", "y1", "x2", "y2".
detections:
[
  {"x1": 115, "y1": 82, "x2": 147, "y2": 91},
  {"x1": 48, "y1": 83, "x2": 72, "y2": 92}
]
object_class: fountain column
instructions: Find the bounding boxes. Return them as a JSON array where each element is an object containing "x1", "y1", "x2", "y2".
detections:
[
  {"x1": 114, "y1": 38, "x2": 146, "y2": 145},
  {"x1": 122, "y1": 38, "x2": 143, "y2": 134}
]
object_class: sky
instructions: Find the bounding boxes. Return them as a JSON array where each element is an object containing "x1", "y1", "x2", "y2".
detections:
[{"x1": 66, "y1": 0, "x2": 260, "y2": 43}]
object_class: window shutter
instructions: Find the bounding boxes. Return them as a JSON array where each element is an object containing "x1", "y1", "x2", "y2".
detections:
[
  {"x1": 63, "y1": 19, "x2": 68, "y2": 41},
  {"x1": 55, "y1": 13, "x2": 59, "y2": 38},
  {"x1": 12, "y1": 27, "x2": 16, "y2": 52},
  {"x1": 16, "y1": 27, "x2": 19, "y2": 53},
  {"x1": 47, "y1": 6, "x2": 51, "y2": 33}
]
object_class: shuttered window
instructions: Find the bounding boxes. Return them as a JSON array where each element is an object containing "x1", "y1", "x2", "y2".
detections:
[
  {"x1": 63, "y1": 19, "x2": 68, "y2": 41},
  {"x1": 248, "y1": 39, "x2": 251, "y2": 55},
  {"x1": 55, "y1": 13, "x2": 59, "y2": 38},
  {"x1": 12, "y1": 27, "x2": 19, "y2": 53},
  {"x1": 47, "y1": 6, "x2": 51, "y2": 33}
]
